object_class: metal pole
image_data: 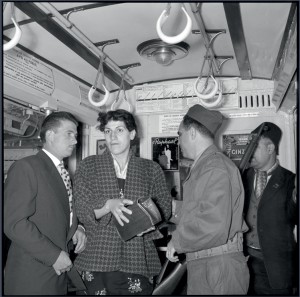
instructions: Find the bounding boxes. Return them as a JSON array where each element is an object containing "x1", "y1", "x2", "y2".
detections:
[{"x1": 189, "y1": 3, "x2": 219, "y2": 74}]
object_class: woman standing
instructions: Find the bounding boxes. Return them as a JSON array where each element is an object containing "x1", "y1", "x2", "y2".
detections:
[{"x1": 74, "y1": 109, "x2": 171, "y2": 295}]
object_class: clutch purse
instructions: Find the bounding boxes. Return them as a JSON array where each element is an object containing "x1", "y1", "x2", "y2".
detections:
[
  {"x1": 113, "y1": 197, "x2": 162, "y2": 241},
  {"x1": 152, "y1": 257, "x2": 187, "y2": 295}
]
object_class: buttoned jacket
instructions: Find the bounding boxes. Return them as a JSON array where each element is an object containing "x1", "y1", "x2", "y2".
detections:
[
  {"x1": 73, "y1": 149, "x2": 171, "y2": 277},
  {"x1": 171, "y1": 145, "x2": 248, "y2": 253},
  {"x1": 243, "y1": 165, "x2": 296, "y2": 289},
  {"x1": 4, "y1": 150, "x2": 82, "y2": 295}
]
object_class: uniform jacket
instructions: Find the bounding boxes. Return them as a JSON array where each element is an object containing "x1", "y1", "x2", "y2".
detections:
[
  {"x1": 73, "y1": 149, "x2": 172, "y2": 278},
  {"x1": 243, "y1": 165, "x2": 297, "y2": 289},
  {"x1": 171, "y1": 145, "x2": 248, "y2": 253},
  {"x1": 4, "y1": 150, "x2": 83, "y2": 295}
]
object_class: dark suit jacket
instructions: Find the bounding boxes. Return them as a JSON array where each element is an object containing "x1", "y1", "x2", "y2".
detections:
[
  {"x1": 4, "y1": 150, "x2": 84, "y2": 295},
  {"x1": 243, "y1": 165, "x2": 297, "y2": 289}
]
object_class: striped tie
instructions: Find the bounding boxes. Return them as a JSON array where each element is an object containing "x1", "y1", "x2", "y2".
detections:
[
  {"x1": 58, "y1": 162, "x2": 73, "y2": 226},
  {"x1": 255, "y1": 170, "x2": 267, "y2": 198}
]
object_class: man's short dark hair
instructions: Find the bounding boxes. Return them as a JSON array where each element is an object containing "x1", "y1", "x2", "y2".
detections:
[
  {"x1": 182, "y1": 114, "x2": 214, "y2": 139},
  {"x1": 97, "y1": 109, "x2": 137, "y2": 133},
  {"x1": 40, "y1": 111, "x2": 78, "y2": 143}
]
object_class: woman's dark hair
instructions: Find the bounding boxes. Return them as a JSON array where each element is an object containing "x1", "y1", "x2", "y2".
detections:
[
  {"x1": 182, "y1": 114, "x2": 214, "y2": 139},
  {"x1": 97, "y1": 109, "x2": 137, "y2": 133},
  {"x1": 40, "y1": 111, "x2": 78, "y2": 143}
]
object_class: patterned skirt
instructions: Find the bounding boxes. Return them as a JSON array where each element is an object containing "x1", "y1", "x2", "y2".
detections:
[{"x1": 77, "y1": 271, "x2": 153, "y2": 295}]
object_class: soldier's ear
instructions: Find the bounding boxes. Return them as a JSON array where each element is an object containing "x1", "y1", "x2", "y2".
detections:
[{"x1": 190, "y1": 126, "x2": 196, "y2": 139}]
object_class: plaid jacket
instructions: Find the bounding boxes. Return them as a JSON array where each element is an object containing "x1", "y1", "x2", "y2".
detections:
[{"x1": 73, "y1": 149, "x2": 172, "y2": 277}]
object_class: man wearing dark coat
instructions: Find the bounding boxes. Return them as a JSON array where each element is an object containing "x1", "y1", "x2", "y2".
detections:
[
  {"x1": 4, "y1": 111, "x2": 87, "y2": 295},
  {"x1": 243, "y1": 122, "x2": 297, "y2": 295}
]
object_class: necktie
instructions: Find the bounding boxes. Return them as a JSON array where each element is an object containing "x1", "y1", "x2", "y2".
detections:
[
  {"x1": 255, "y1": 170, "x2": 267, "y2": 198},
  {"x1": 58, "y1": 162, "x2": 73, "y2": 226}
]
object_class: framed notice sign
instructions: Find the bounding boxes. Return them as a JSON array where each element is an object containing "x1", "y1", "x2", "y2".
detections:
[
  {"x1": 96, "y1": 139, "x2": 107, "y2": 155},
  {"x1": 223, "y1": 134, "x2": 252, "y2": 166},
  {"x1": 152, "y1": 137, "x2": 179, "y2": 171}
]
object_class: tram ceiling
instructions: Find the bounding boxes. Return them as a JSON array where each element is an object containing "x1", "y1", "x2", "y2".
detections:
[{"x1": 3, "y1": 2, "x2": 297, "y2": 95}]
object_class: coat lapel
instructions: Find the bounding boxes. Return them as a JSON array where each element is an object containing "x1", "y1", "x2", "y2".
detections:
[
  {"x1": 259, "y1": 166, "x2": 284, "y2": 206},
  {"x1": 38, "y1": 151, "x2": 70, "y2": 227}
]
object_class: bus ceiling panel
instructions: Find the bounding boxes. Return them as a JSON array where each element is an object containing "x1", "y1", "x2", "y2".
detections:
[
  {"x1": 272, "y1": 3, "x2": 297, "y2": 80},
  {"x1": 13, "y1": 2, "x2": 132, "y2": 90},
  {"x1": 3, "y1": 2, "x2": 295, "y2": 88},
  {"x1": 239, "y1": 2, "x2": 293, "y2": 80}
]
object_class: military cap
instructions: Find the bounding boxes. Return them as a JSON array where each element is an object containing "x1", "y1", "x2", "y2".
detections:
[
  {"x1": 186, "y1": 104, "x2": 223, "y2": 134},
  {"x1": 251, "y1": 122, "x2": 282, "y2": 154}
]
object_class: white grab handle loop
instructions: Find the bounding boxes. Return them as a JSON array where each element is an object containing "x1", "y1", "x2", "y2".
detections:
[
  {"x1": 199, "y1": 90, "x2": 223, "y2": 108},
  {"x1": 199, "y1": 81, "x2": 223, "y2": 108},
  {"x1": 111, "y1": 68, "x2": 132, "y2": 112},
  {"x1": 156, "y1": 4, "x2": 192, "y2": 44},
  {"x1": 194, "y1": 75, "x2": 219, "y2": 100},
  {"x1": 88, "y1": 55, "x2": 110, "y2": 107},
  {"x1": 111, "y1": 95, "x2": 131, "y2": 112},
  {"x1": 4, "y1": 17, "x2": 22, "y2": 51},
  {"x1": 88, "y1": 84, "x2": 110, "y2": 107}
]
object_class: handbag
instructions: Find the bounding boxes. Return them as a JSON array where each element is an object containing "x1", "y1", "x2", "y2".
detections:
[
  {"x1": 152, "y1": 257, "x2": 187, "y2": 295},
  {"x1": 113, "y1": 197, "x2": 162, "y2": 241}
]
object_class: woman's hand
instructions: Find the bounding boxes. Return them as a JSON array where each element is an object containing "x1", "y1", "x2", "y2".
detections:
[{"x1": 106, "y1": 199, "x2": 133, "y2": 226}]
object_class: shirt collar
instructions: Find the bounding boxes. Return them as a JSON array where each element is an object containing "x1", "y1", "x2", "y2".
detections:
[
  {"x1": 255, "y1": 159, "x2": 279, "y2": 176},
  {"x1": 111, "y1": 153, "x2": 130, "y2": 179},
  {"x1": 191, "y1": 144, "x2": 217, "y2": 171},
  {"x1": 42, "y1": 148, "x2": 61, "y2": 167}
]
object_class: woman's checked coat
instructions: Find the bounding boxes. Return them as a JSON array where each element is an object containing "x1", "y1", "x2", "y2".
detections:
[{"x1": 73, "y1": 149, "x2": 172, "y2": 278}]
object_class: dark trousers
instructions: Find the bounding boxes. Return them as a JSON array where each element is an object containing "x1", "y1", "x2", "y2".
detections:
[
  {"x1": 247, "y1": 248, "x2": 293, "y2": 295},
  {"x1": 77, "y1": 271, "x2": 153, "y2": 295}
]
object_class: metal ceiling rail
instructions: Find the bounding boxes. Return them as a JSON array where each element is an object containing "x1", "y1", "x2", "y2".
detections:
[
  {"x1": 3, "y1": 3, "x2": 123, "y2": 31},
  {"x1": 223, "y1": 3, "x2": 252, "y2": 80},
  {"x1": 189, "y1": 3, "x2": 220, "y2": 74},
  {"x1": 37, "y1": 2, "x2": 134, "y2": 85},
  {"x1": 14, "y1": 2, "x2": 132, "y2": 89}
]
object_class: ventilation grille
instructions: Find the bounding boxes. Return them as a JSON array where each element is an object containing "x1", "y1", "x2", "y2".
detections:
[{"x1": 239, "y1": 93, "x2": 273, "y2": 109}]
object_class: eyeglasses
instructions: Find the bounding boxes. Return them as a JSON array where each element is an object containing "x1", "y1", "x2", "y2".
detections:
[{"x1": 104, "y1": 126, "x2": 127, "y2": 136}]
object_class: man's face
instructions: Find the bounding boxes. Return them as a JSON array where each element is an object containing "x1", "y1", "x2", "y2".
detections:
[
  {"x1": 47, "y1": 120, "x2": 78, "y2": 160},
  {"x1": 178, "y1": 122, "x2": 193, "y2": 159},
  {"x1": 250, "y1": 137, "x2": 272, "y2": 170}
]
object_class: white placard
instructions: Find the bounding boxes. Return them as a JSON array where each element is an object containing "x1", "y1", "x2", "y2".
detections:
[
  {"x1": 228, "y1": 112, "x2": 259, "y2": 118},
  {"x1": 159, "y1": 114, "x2": 185, "y2": 133},
  {"x1": 4, "y1": 48, "x2": 54, "y2": 95}
]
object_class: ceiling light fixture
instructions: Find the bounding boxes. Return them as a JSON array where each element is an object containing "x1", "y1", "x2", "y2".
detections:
[{"x1": 137, "y1": 39, "x2": 189, "y2": 66}]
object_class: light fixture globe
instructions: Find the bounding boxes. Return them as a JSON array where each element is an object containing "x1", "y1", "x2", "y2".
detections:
[
  {"x1": 153, "y1": 48, "x2": 175, "y2": 66},
  {"x1": 137, "y1": 39, "x2": 189, "y2": 66}
]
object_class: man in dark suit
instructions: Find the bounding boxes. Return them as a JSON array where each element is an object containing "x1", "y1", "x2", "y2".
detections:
[
  {"x1": 243, "y1": 122, "x2": 297, "y2": 295},
  {"x1": 4, "y1": 111, "x2": 87, "y2": 295}
]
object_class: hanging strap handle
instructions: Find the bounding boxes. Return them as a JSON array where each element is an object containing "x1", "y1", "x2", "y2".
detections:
[
  {"x1": 88, "y1": 56, "x2": 110, "y2": 107},
  {"x1": 156, "y1": 3, "x2": 192, "y2": 45},
  {"x1": 111, "y1": 68, "x2": 131, "y2": 111},
  {"x1": 193, "y1": 37, "x2": 219, "y2": 100},
  {"x1": 4, "y1": 3, "x2": 22, "y2": 51}
]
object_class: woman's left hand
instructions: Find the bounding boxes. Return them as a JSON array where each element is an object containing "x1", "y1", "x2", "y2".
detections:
[{"x1": 108, "y1": 199, "x2": 133, "y2": 226}]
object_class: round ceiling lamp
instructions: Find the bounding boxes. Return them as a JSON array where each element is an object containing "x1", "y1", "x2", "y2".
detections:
[{"x1": 137, "y1": 39, "x2": 189, "y2": 66}]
